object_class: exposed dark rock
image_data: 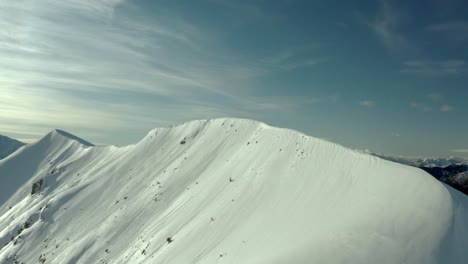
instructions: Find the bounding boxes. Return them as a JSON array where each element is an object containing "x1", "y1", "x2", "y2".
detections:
[
  {"x1": 31, "y1": 179, "x2": 43, "y2": 195},
  {"x1": 420, "y1": 165, "x2": 468, "y2": 195}
]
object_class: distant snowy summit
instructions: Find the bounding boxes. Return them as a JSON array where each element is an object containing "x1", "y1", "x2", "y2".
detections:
[
  {"x1": 415, "y1": 157, "x2": 467, "y2": 167},
  {"x1": 43, "y1": 129, "x2": 94, "y2": 147},
  {"x1": 0, "y1": 135, "x2": 25, "y2": 159},
  {"x1": 372, "y1": 153, "x2": 467, "y2": 167},
  {"x1": 0, "y1": 118, "x2": 467, "y2": 264}
]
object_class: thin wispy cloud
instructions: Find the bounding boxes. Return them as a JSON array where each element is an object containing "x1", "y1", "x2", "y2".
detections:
[
  {"x1": 401, "y1": 60, "x2": 466, "y2": 75},
  {"x1": 44, "y1": 0, "x2": 126, "y2": 16},
  {"x1": 276, "y1": 58, "x2": 326, "y2": 71},
  {"x1": 366, "y1": 0, "x2": 408, "y2": 50},
  {"x1": 1, "y1": 0, "x2": 311, "y2": 142},
  {"x1": 427, "y1": 20, "x2": 468, "y2": 41},
  {"x1": 243, "y1": 96, "x2": 321, "y2": 111},
  {"x1": 410, "y1": 101, "x2": 455, "y2": 113},
  {"x1": 440, "y1": 104, "x2": 455, "y2": 112},
  {"x1": 410, "y1": 102, "x2": 432, "y2": 112},
  {"x1": 208, "y1": 0, "x2": 269, "y2": 23},
  {"x1": 258, "y1": 48, "x2": 327, "y2": 71},
  {"x1": 0, "y1": 0, "x2": 211, "y2": 96},
  {"x1": 336, "y1": 22, "x2": 348, "y2": 28},
  {"x1": 358, "y1": 100, "x2": 376, "y2": 108},
  {"x1": 427, "y1": 93, "x2": 442, "y2": 102}
]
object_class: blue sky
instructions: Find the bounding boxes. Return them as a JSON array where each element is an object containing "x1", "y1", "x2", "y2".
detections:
[{"x1": 1, "y1": 0, "x2": 467, "y2": 157}]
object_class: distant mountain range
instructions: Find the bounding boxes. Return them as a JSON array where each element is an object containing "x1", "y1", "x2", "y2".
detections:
[
  {"x1": 0, "y1": 135, "x2": 25, "y2": 159},
  {"x1": 371, "y1": 153, "x2": 467, "y2": 167},
  {"x1": 371, "y1": 153, "x2": 468, "y2": 195}
]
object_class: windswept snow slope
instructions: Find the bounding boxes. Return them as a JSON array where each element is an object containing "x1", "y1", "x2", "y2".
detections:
[{"x1": 0, "y1": 119, "x2": 467, "y2": 264}]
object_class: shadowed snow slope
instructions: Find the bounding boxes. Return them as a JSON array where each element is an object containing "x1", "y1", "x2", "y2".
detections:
[
  {"x1": 0, "y1": 135, "x2": 25, "y2": 160},
  {"x1": 0, "y1": 119, "x2": 466, "y2": 264}
]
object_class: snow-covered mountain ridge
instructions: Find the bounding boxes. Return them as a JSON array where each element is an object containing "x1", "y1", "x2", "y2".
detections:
[
  {"x1": 0, "y1": 119, "x2": 467, "y2": 263},
  {"x1": 0, "y1": 135, "x2": 25, "y2": 160}
]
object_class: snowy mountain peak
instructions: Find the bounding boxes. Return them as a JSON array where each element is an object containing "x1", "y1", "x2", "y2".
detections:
[
  {"x1": 140, "y1": 118, "x2": 328, "y2": 148},
  {"x1": 41, "y1": 129, "x2": 94, "y2": 147},
  {"x1": 0, "y1": 135, "x2": 25, "y2": 160}
]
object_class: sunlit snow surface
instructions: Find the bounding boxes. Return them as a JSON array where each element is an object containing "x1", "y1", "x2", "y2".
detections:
[{"x1": 0, "y1": 119, "x2": 467, "y2": 264}]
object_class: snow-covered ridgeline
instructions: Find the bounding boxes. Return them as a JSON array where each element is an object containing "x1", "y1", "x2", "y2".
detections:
[{"x1": 0, "y1": 119, "x2": 467, "y2": 264}]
